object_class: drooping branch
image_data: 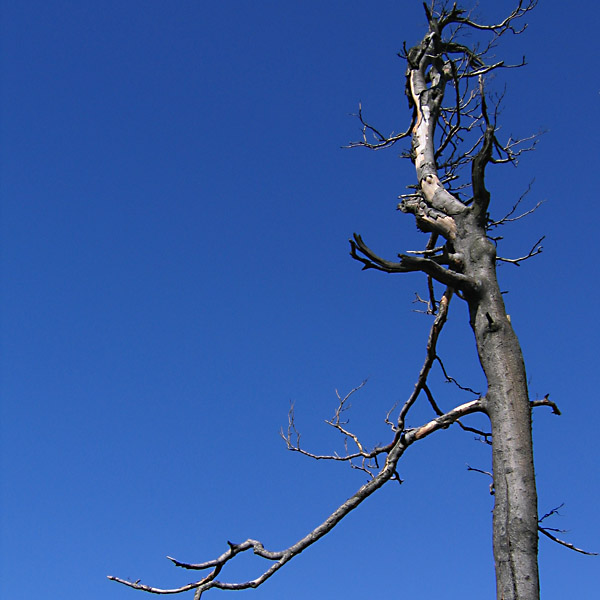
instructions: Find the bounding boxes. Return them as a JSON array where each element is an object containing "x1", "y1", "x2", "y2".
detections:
[
  {"x1": 538, "y1": 527, "x2": 598, "y2": 556},
  {"x1": 535, "y1": 502, "x2": 597, "y2": 555},
  {"x1": 108, "y1": 398, "x2": 483, "y2": 597}
]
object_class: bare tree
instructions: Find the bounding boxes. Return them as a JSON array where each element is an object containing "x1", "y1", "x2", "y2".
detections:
[{"x1": 109, "y1": 2, "x2": 594, "y2": 599}]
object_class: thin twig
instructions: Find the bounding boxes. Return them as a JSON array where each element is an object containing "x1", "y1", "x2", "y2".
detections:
[{"x1": 497, "y1": 236, "x2": 544, "y2": 266}]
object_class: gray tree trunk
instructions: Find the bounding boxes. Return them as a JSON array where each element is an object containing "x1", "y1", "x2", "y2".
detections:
[{"x1": 459, "y1": 210, "x2": 540, "y2": 599}]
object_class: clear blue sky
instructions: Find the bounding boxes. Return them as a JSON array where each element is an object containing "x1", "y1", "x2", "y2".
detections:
[{"x1": 1, "y1": 1, "x2": 598, "y2": 598}]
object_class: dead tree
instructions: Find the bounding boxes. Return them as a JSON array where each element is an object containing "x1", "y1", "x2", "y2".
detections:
[{"x1": 109, "y1": 2, "x2": 594, "y2": 599}]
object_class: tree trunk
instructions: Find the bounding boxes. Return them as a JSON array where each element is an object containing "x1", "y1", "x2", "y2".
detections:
[{"x1": 457, "y1": 213, "x2": 540, "y2": 599}]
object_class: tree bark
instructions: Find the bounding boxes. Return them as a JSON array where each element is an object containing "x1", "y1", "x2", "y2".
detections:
[{"x1": 456, "y1": 212, "x2": 540, "y2": 599}]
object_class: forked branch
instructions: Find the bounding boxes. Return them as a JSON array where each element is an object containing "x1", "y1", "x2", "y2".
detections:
[
  {"x1": 281, "y1": 381, "x2": 385, "y2": 477},
  {"x1": 345, "y1": 102, "x2": 415, "y2": 150},
  {"x1": 536, "y1": 502, "x2": 597, "y2": 555}
]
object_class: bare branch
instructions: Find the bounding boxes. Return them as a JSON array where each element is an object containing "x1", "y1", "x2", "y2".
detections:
[
  {"x1": 106, "y1": 577, "x2": 208, "y2": 595},
  {"x1": 530, "y1": 395, "x2": 561, "y2": 416},
  {"x1": 489, "y1": 180, "x2": 544, "y2": 228},
  {"x1": 397, "y1": 288, "x2": 452, "y2": 429},
  {"x1": 466, "y1": 464, "x2": 493, "y2": 479},
  {"x1": 441, "y1": 1, "x2": 538, "y2": 35},
  {"x1": 435, "y1": 355, "x2": 481, "y2": 395},
  {"x1": 466, "y1": 464, "x2": 495, "y2": 494},
  {"x1": 497, "y1": 236, "x2": 544, "y2": 266},
  {"x1": 413, "y1": 291, "x2": 436, "y2": 315},
  {"x1": 491, "y1": 131, "x2": 542, "y2": 165},
  {"x1": 280, "y1": 382, "x2": 385, "y2": 476},
  {"x1": 538, "y1": 527, "x2": 598, "y2": 556},
  {"x1": 493, "y1": 199, "x2": 544, "y2": 227},
  {"x1": 349, "y1": 234, "x2": 479, "y2": 294},
  {"x1": 424, "y1": 384, "x2": 492, "y2": 441},
  {"x1": 405, "y1": 246, "x2": 445, "y2": 256},
  {"x1": 345, "y1": 102, "x2": 415, "y2": 150},
  {"x1": 536, "y1": 502, "x2": 596, "y2": 555},
  {"x1": 538, "y1": 503, "x2": 564, "y2": 523},
  {"x1": 110, "y1": 398, "x2": 483, "y2": 597},
  {"x1": 405, "y1": 398, "x2": 483, "y2": 442},
  {"x1": 384, "y1": 402, "x2": 399, "y2": 431}
]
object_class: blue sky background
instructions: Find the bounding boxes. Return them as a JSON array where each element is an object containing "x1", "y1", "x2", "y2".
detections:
[{"x1": 1, "y1": 1, "x2": 598, "y2": 598}]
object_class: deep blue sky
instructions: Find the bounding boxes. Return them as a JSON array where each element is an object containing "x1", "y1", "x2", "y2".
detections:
[{"x1": 1, "y1": 1, "x2": 598, "y2": 598}]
